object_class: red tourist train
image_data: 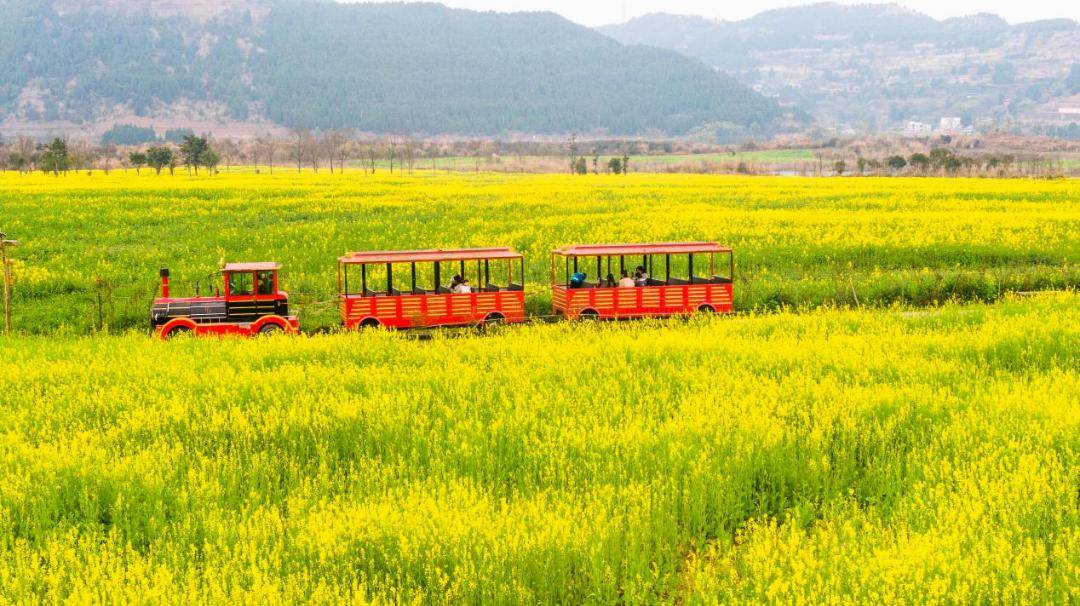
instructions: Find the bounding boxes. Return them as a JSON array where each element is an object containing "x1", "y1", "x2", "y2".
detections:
[
  {"x1": 152, "y1": 242, "x2": 733, "y2": 338},
  {"x1": 151, "y1": 262, "x2": 300, "y2": 339}
]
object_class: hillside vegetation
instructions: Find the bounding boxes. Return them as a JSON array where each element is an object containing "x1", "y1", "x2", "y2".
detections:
[
  {"x1": 0, "y1": 0, "x2": 785, "y2": 135},
  {"x1": 600, "y1": 4, "x2": 1080, "y2": 134}
]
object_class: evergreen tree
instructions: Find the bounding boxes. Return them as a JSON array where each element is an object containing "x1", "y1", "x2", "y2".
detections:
[
  {"x1": 41, "y1": 138, "x2": 69, "y2": 176},
  {"x1": 146, "y1": 146, "x2": 174, "y2": 175},
  {"x1": 179, "y1": 135, "x2": 210, "y2": 175}
]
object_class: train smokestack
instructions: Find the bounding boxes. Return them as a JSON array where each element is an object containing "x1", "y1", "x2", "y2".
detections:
[{"x1": 159, "y1": 268, "x2": 170, "y2": 298}]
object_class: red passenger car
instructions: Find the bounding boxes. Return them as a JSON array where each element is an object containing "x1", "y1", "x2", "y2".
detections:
[
  {"x1": 551, "y1": 242, "x2": 734, "y2": 320},
  {"x1": 151, "y1": 262, "x2": 300, "y2": 339},
  {"x1": 338, "y1": 248, "x2": 527, "y2": 329}
]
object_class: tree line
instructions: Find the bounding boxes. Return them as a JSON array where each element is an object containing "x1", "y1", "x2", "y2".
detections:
[
  {"x1": 0, "y1": 130, "x2": 562, "y2": 176},
  {"x1": 834, "y1": 148, "x2": 1052, "y2": 177},
  {"x1": 2, "y1": 133, "x2": 1071, "y2": 178},
  {"x1": 2, "y1": 135, "x2": 221, "y2": 176}
]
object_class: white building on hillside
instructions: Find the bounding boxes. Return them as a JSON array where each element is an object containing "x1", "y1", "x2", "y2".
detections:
[
  {"x1": 939, "y1": 117, "x2": 963, "y2": 133},
  {"x1": 904, "y1": 121, "x2": 933, "y2": 136}
]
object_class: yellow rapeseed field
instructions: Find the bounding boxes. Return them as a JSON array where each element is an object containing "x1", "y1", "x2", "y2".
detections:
[
  {"x1": 0, "y1": 170, "x2": 1076, "y2": 331},
  {"x1": 0, "y1": 171, "x2": 1076, "y2": 603},
  {"x1": 0, "y1": 295, "x2": 1076, "y2": 603}
]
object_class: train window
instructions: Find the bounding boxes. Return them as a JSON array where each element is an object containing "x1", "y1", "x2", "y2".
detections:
[
  {"x1": 412, "y1": 262, "x2": 440, "y2": 294},
  {"x1": 228, "y1": 272, "x2": 254, "y2": 296},
  {"x1": 364, "y1": 264, "x2": 388, "y2": 296},
  {"x1": 389, "y1": 263, "x2": 413, "y2": 296},
  {"x1": 256, "y1": 271, "x2": 276, "y2": 295},
  {"x1": 484, "y1": 259, "x2": 510, "y2": 291}
]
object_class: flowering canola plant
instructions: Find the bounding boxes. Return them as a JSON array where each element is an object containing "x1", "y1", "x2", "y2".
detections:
[
  {"x1": 0, "y1": 294, "x2": 1075, "y2": 603},
  {"x1": 0, "y1": 171, "x2": 1076, "y2": 332}
]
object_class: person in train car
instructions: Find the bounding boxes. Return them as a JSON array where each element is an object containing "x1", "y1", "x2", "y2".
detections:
[{"x1": 634, "y1": 265, "x2": 649, "y2": 287}]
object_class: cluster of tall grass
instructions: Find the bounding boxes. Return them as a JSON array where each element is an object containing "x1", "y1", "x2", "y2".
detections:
[
  {"x1": 0, "y1": 295, "x2": 1074, "y2": 602},
  {"x1": 1, "y1": 171, "x2": 1075, "y2": 333}
]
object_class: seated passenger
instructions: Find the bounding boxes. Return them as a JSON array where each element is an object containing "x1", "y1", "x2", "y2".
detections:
[
  {"x1": 453, "y1": 278, "x2": 472, "y2": 294},
  {"x1": 634, "y1": 265, "x2": 650, "y2": 287},
  {"x1": 618, "y1": 270, "x2": 635, "y2": 288},
  {"x1": 569, "y1": 271, "x2": 587, "y2": 288},
  {"x1": 605, "y1": 273, "x2": 616, "y2": 287},
  {"x1": 448, "y1": 274, "x2": 463, "y2": 291}
]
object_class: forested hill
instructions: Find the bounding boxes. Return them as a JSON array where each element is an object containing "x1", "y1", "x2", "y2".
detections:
[
  {"x1": 599, "y1": 4, "x2": 1080, "y2": 134},
  {"x1": 0, "y1": 0, "x2": 789, "y2": 136}
]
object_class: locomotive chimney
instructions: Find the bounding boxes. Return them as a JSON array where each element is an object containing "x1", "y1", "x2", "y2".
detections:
[{"x1": 159, "y1": 268, "x2": 170, "y2": 298}]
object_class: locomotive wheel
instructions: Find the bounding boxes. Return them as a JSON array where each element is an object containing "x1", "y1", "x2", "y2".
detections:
[
  {"x1": 697, "y1": 304, "x2": 716, "y2": 314},
  {"x1": 258, "y1": 323, "x2": 283, "y2": 336},
  {"x1": 359, "y1": 318, "x2": 381, "y2": 330},
  {"x1": 578, "y1": 309, "x2": 600, "y2": 320},
  {"x1": 165, "y1": 325, "x2": 192, "y2": 339}
]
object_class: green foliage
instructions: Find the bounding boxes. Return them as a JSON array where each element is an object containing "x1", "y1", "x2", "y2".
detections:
[
  {"x1": 127, "y1": 151, "x2": 147, "y2": 174},
  {"x1": 607, "y1": 157, "x2": 623, "y2": 174},
  {"x1": 163, "y1": 129, "x2": 196, "y2": 145},
  {"x1": 102, "y1": 124, "x2": 158, "y2": 146},
  {"x1": 908, "y1": 153, "x2": 930, "y2": 172},
  {"x1": 886, "y1": 155, "x2": 907, "y2": 170},
  {"x1": 145, "y1": 146, "x2": 174, "y2": 175},
  {"x1": 40, "y1": 138, "x2": 69, "y2": 176},
  {"x1": 177, "y1": 135, "x2": 215, "y2": 175},
  {"x1": 7, "y1": 153, "x2": 26, "y2": 172},
  {"x1": 601, "y1": 8, "x2": 1075, "y2": 133},
  {"x1": 1068, "y1": 63, "x2": 1080, "y2": 93},
  {"x1": 0, "y1": 1, "x2": 784, "y2": 135}
]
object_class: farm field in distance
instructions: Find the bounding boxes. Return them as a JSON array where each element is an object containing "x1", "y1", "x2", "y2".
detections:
[
  {"x1": 0, "y1": 170, "x2": 1077, "y2": 603},
  {"x1": 1, "y1": 171, "x2": 1077, "y2": 333}
]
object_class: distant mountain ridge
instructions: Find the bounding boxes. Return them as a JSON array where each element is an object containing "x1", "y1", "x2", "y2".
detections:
[
  {"x1": 600, "y1": 3, "x2": 1080, "y2": 134},
  {"x1": 0, "y1": 0, "x2": 791, "y2": 138}
]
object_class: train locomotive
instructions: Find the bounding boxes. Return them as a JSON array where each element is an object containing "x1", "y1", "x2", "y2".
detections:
[{"x1": 152, "y1": 262, "x2": 299, "y2": 339}]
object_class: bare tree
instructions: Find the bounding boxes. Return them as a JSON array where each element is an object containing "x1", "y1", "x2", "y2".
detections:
[
  {"x1": 217, "y1": 138, "x2": 239, "y2": 173},
  {"x1": 100, "y1": 143, "x2": 117, "y2": 175},
  {"x1": 567, "y1": 134, "x2": 578, "y2": 174},
  {"x1": 291, "y1": 128, "x2": 310, "y2": 173},
  {"x1": 305, "y1": 133, "x2": 320, "y2": 173},
  {"x1": 423, "y1": 141, "x2": 436, "y2": 171},
  {"x1": 386, "y1": 135, "x2": 398, "y2": 174},
  {"x1": 366, "y1": 142, "x2": 378, "y2": 174},
  {"x1": 264, "y1": 137, "x2": 278, "y2": 174},
  {"x1": 337, "y1": 131, "x2": 353, "y2": 173},
  {"x1": 247, "y1": 138, "x2": 261, "y2": 173},
  {"x1": 69, "y1": 140, "x2": 95, "y2": 174},
  {"x1": 472, "y1": 140, "x2": 485, "y2": 172},
  {"x1": 322, "y1": 130, "x2": 350, "y2": 174},
  {"x1": 16, "y1": 136, "x2": 36, "y2": 173},
  {"x1": 403, "y1": 138, "x2": 417, "y2": 175}
]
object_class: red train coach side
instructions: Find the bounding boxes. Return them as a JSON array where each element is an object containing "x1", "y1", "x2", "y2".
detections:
[
  {"x1": 551, "y1": 242, "x2": 734, "y2": 320},
  {"x1": 338, "y1": 247, "x2": 527, "y2": 329}
]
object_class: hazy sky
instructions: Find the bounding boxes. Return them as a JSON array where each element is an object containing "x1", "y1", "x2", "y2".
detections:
[{"x1": 337, "y1": 0, "x2": 1080, "y2": 26}]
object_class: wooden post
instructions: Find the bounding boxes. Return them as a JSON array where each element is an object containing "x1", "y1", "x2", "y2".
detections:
[{"x1": 0, "y1": 233, "x2": 18, "y2": 335}]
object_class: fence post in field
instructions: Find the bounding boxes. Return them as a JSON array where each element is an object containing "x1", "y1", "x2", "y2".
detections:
[{"x1": 0, "y1": 232, "x2": 17, "y2": 335}]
